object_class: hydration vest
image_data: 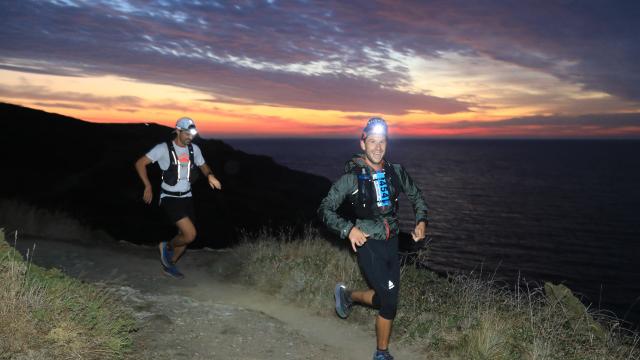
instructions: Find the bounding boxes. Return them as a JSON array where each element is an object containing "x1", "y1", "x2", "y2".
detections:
[
  {"x1": 161, "y1": 141, "x2": 200, "y2": 186},
  {"x1": 349, "y1": 161, "x2": 401, "y2": 220}
]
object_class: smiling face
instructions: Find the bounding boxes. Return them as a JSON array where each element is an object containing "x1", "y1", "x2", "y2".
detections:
[{"x1": 360, "y1": 133, "x2": 387, "y2": 167}]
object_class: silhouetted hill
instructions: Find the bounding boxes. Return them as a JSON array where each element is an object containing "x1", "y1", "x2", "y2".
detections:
[{"x1": 0, "y1": 103, "x2": 332, "y2": 248}]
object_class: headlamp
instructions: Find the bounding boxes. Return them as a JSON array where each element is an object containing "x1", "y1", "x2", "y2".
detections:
[
  {"x1": 175, "y1": 117, "x2": 198, "y2": 135},
  {"x1": 362, "y1": 117, "x2": 388, "y2": 139},
  {"x1": 371, "y1": 124, "x2": 385, "y2": 135}
]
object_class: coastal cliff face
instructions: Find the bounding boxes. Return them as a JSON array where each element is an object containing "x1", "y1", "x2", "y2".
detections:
[{"x1": 0, "y1": 103, "x2": 331, "y2": 248}]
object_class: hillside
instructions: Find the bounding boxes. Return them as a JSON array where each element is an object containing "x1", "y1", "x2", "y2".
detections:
[{"x1": 0, "y1": 103, "x2": 332, "y2": 247}]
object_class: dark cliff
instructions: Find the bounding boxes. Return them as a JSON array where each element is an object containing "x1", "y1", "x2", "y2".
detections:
[{"x1": 0, "y1": 103, "x2": 332, "y2": 248}]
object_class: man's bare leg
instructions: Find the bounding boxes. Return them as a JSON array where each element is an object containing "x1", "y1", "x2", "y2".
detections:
[
  {"x1": 171, "y1": 216, "x2": 196, "y2": 263},
  {"x1": 350, "y1": 289, "x2": 392, "y2": 350},
  {"x1": 351, "y1": 289, "x2": 375, "y2": 305},
  {"x1": 375, "y1": 316, "x2": 392, "y2": 351}
]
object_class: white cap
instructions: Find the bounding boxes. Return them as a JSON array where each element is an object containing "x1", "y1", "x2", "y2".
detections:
[
  {"x1": 175, "y1": 117, "x2": 197, "y2": 135},
  {"x1": 176, "y1": 117, "x2": 196, "y2": 130}
]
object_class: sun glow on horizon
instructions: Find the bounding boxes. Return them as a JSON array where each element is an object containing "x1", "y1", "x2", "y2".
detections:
[{"x1": 2, "y1": 60, "x2": 640, "y2": 138}]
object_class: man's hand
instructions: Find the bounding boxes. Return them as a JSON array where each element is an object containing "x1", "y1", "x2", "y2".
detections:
[
  {"x1": 411, "y1": 221, "x2": 427, "y2": 241},
  {"x1": 348, "y1": 227, "x2": 369, "y2": 252},
  {"x1": 142, "y1": 186, "x2": 153, "y2": 204},
  {"x1": 208, "y1": 174, "x2": 222, "y2": 190}
]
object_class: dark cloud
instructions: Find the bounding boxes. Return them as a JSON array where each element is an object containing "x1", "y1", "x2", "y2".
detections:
[
  {"x1": 343, "y1": 114, "x2": 382, "y2": 121},
  {"x1": 116, "y1": 108, "x2": 139, "y2": 113},
  {"x1": 0, "y1": 0, "x2": 638, "y2": 115},
  {"x1": 31, "y1": 102, "x2": 90, "y2": 110},
  {"x1": 0, "y1": 63, "x2": 81, "y2": 77},
  {"x1": 0, "y1": 84, "x2": 144, "y2": 107},
  {"x1": 370, "y1": 1, "x2": 640, "y2": 101},
  {"x1": 400, "y1": 112, "x2": 640, "y2": 131},
  {"x1": 480, "y1": 113, "x2": 640, "y2": 128},
  {"x1": 0, "y1": 0, "x2": 469, "y2": 114}
]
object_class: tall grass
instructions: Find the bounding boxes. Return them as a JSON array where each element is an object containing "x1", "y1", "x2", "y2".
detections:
[
  {"x1": 0, "y1": 199, "x2": 113, "y2": 243},
  {"x1": 0, "y1": 230, "x2": 135, "y2": 360},
  {"x1": 233, "y1": 226, "x2": 640, "y2": 360}
]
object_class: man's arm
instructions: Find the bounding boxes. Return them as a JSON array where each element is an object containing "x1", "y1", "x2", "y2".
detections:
[
  {"x1": 395, "y1": 164, "x2": 429, "y2": 240},
  {"x1": 199, "y1": 163, "x2": 222, "y2": 190},
  {"x1": 134, "y1": 155, "x2": 153, "y2": 204},
  {"x1": 319, "y1": 175, "x2": 370, "y2": 252},
  {"x1": 318, "y1": 174, "x2": 357, "y2": 240}
]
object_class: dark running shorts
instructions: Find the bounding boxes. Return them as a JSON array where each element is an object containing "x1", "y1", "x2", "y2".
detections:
[
  {"x1": 357, "y1": 235, "x2": 400, "y2": 320},
  {"x1": 160, "y1": 196, "x2": 195, "y2": 224}
]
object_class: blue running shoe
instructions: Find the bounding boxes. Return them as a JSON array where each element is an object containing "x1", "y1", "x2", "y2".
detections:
[
  {"x1": 334, "y1": 283, "x2": 353, "y2": 319},
  {"x1": 162, "y1": 264, "x2": 184, "y2": 279},
  {"x1": 159, "y1": 241, "x2": 174, "y2": 268},
  {"x1": 373, "y1": 350, "x2": 394, "y2": 360}
]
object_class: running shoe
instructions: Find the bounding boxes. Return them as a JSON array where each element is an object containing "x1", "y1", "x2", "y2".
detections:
[
  {"x1": 162, "y1": 264, "x2": 184, "y2": 279},
  {"x1": 334, "y1": 282, "x2": 353, "y2": 319},
  {"x1": 373, "y1": 350, "x2": 394, "y2": 360},
  {"x1": 159, "y1": 241, "x2": 174, "y2": 268}
]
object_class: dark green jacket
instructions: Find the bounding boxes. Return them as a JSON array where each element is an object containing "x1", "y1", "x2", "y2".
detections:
[{"x1": 318, "y1": 155, "x2": 429, "y2": 241}]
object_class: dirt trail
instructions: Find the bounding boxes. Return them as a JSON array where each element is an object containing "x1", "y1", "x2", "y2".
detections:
[{"x1": 14, "y1": 236, "x2": 423, "y2": 360}]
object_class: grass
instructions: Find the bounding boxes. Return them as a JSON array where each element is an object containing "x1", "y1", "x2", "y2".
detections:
[
  {"x1": 0, "y1": 229, "x2": 135, "y2": 360},
  {"x1": 0, "y1": 199, "x2": 113, "y2": 243},
  {"x1": 232, "y1": 226, "x2": 640, "y2": 360}
]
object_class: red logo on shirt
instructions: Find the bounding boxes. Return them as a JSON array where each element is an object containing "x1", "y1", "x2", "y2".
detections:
[{"x1": 178, "y1": 153, "x2": 190, "y2": 164}]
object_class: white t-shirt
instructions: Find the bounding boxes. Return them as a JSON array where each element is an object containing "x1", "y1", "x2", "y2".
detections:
[{"x1": 146, "y1": 141, "x2": 205, "y2": 198}]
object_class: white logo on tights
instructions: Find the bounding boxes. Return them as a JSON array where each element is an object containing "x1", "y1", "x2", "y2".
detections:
[{"x1": 388, "y1": 280, "x2": 395, "y2": 289}]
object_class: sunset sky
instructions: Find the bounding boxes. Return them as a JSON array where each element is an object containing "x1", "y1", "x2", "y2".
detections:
[{"x1": 1, "y1": 0, "x2": 640, "y2": 138}]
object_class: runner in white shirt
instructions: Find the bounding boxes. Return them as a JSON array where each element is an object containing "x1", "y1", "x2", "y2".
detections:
[{"x1": 135, "y1": 117, "x2": 222, "y2": 279}]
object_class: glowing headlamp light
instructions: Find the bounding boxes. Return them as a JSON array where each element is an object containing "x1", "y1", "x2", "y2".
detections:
[
  {"x1": 187, "y1": 126, "x2": 198, "y2": 136},
  {"x1": 370, "y1": 124, "x2": 386, "y2": 135},
  {"x1": 362, "y1": 117, "x2": 388, "y2": 139}
]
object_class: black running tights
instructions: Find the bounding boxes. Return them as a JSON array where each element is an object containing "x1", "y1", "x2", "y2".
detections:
[{"x1": 357, "y1": 236, "x2": 400, "y2": 320}]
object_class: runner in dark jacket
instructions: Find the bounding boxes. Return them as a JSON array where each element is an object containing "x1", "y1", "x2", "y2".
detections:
[{"x1": 318, "y1": 117, "x2": 429, "y2": 360}]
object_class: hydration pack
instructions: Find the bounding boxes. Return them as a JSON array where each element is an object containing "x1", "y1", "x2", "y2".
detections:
[
  {"x1": 161, "y1": 141, "x2": 200, "y2": 186},
  {"x1": 349, "y1": 161, "x2": 401, "y2": 219}
]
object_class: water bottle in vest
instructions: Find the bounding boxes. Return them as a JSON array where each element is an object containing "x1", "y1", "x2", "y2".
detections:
[{"x1": 357, "y1": 167, "x2": 371, "y2": 208}]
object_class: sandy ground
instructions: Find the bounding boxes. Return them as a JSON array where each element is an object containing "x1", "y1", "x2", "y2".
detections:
[{"x1": 14, "y1": 235, "x2": 424, "y2": 360}]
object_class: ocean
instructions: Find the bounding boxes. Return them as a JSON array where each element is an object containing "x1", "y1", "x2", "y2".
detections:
[{"x1": 224, "y1": 138, "x2": 640, "y2": 327}]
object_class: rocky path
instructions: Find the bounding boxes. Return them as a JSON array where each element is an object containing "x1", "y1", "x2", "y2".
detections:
[{"x1": 15, "y1": 236, "x2": 423, "y2": 360}]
